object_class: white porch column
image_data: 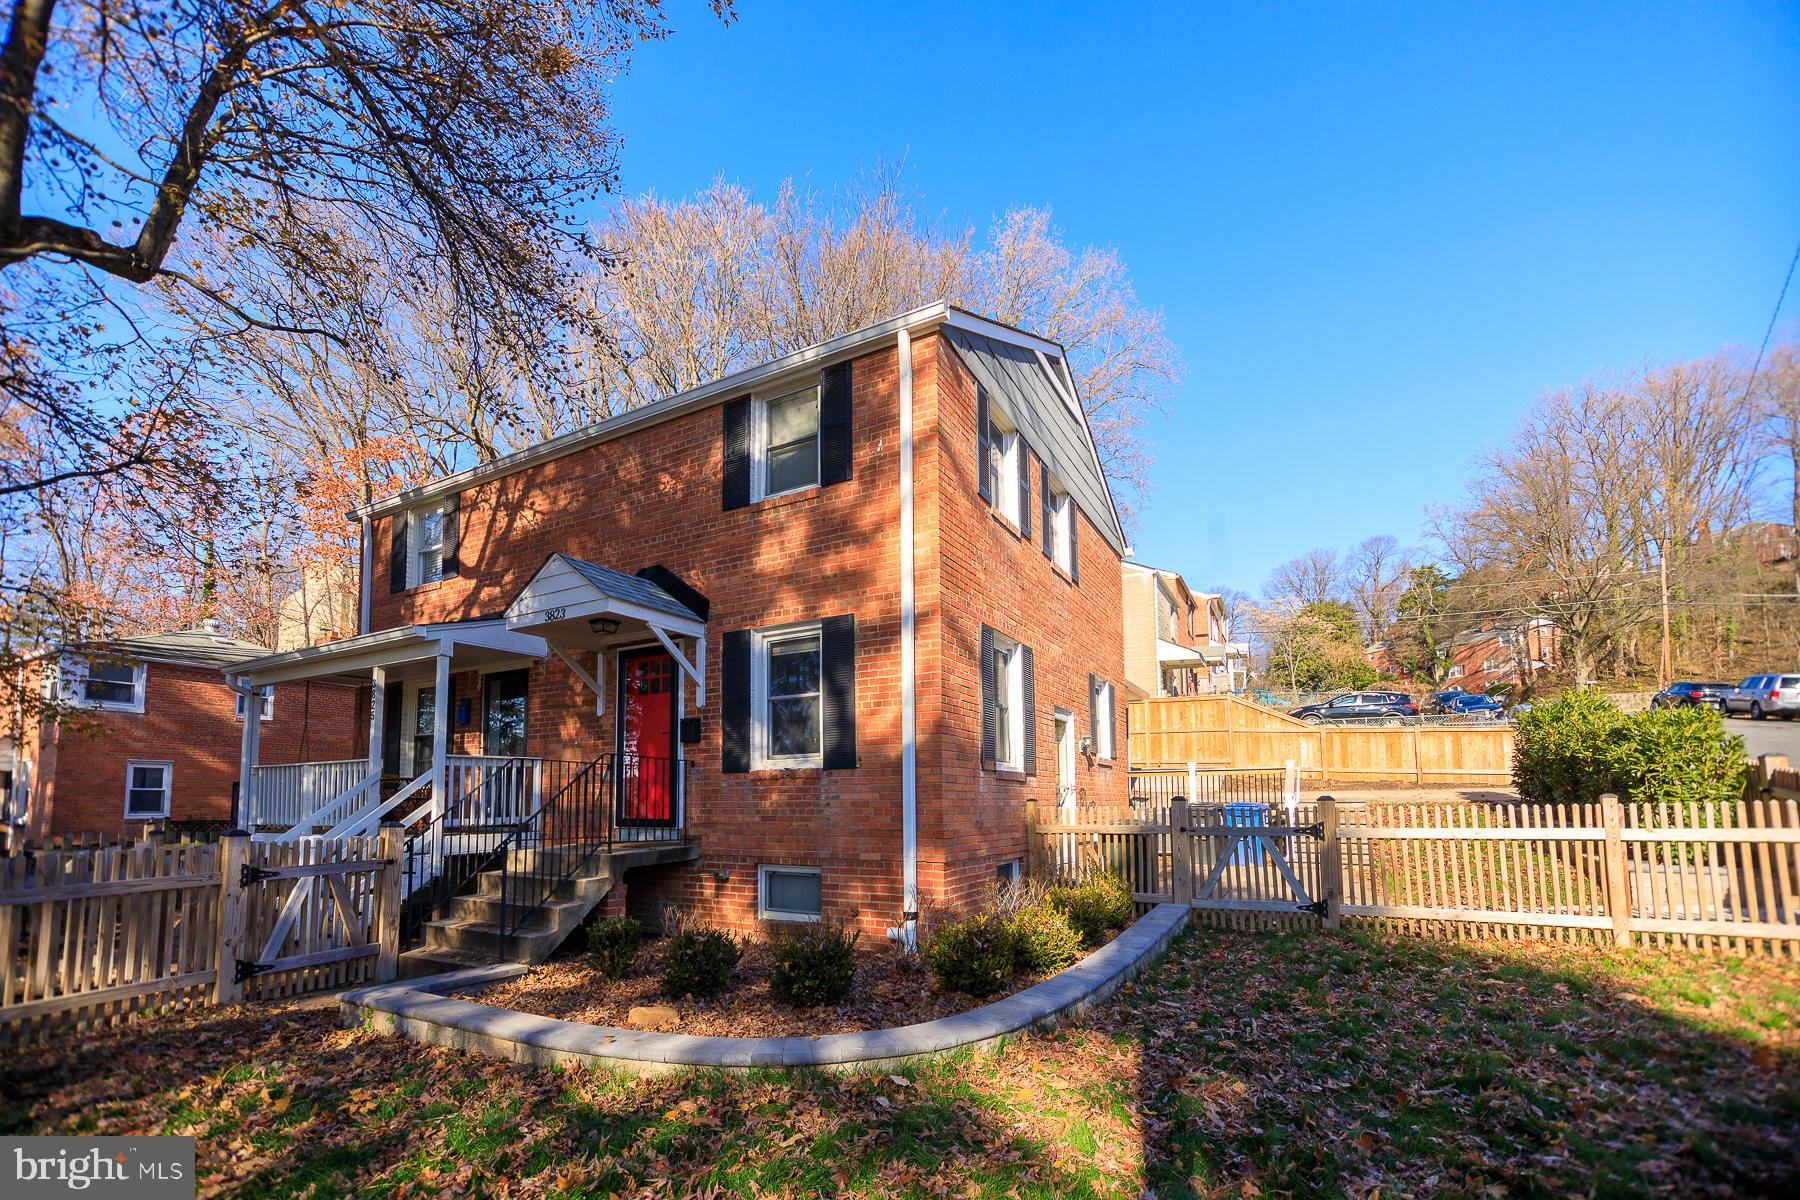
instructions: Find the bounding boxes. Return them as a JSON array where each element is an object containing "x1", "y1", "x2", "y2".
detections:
[
  {"x1": 235, "y1": 675, "x2": 262, "y2": 832},
  {"x1": 367, "y1": 666, "x2": 388, "y2": 782},
  {"x1": 430, "y1": 646, "x2": 452, "y2": 872}
]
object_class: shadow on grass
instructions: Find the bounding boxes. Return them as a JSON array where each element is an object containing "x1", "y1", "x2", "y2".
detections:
[
  {"x1": 3, "y1": 927, "x2": 1796, "y2": 1198},
  {"x1": 1105, "y1": 923, "x2": 1800, "y2": 1199}
]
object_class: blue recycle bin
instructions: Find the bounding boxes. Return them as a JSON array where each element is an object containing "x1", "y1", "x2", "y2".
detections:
[{"x1": 1221, "y1": 802, "x2": 1266, "y2": 866}]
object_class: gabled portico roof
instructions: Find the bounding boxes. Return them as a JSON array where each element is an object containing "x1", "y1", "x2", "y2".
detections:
[{"x1": 504, "y1": 554, "x2": 706, "y2": 645}]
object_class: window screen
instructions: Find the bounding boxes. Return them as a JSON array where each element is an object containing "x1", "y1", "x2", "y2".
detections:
[{"x1": 762, "y1": 867, "x2": 821, "y2": 917}]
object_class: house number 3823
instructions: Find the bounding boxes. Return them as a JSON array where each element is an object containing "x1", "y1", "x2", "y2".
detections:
[{"x1": 543, "y1": 607, "x2": 567, "y2": 621}]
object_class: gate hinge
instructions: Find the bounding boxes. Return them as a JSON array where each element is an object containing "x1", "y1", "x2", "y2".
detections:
[
  {"x1": 240, "y1": 863, "x2": 280, "y2": 887},
  {"x1": 1297, "y1": 823, "x2": 1325, "y2": 840},
  {"x1": 1297, "y1": 899, "x2": 1330, "y2": 918},
  {"x1": 234, "y1": 958, "x2": 274, "y2": 984}
]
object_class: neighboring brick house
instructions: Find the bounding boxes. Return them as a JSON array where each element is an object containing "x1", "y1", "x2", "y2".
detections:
[
  {"x1": 1370, "y1": 618, "x2": 1558, "y2": 693},
  {"x1": 2, "y1": 626, "x2": 359, "y2": 848},
  {"x1": 1121, "y1": 562, "x2": 1248, "y2": 700},
  {"x1": 229, "y1": 303, "x2": 1130, "y2": 940}
]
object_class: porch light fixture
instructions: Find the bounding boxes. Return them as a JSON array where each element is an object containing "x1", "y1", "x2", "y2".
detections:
[{"x1": 589, "y1": 617, "x2": 621, "y2": 635}]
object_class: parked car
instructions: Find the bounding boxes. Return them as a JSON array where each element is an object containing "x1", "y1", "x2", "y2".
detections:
[
  {"x1": 1425, "y1": 687, "x2": 1466, "y2": 714},
  {"x1": 1723, "y1": 674, "x2": 1800, "y2": 720},
  {"x1": 1441, "y1": 692, "x2": 1506, "y2": 719},
  {"x1": 1650, "y1": 681, "x2": 1731, "y2": 711},
  {"x1": 1290, "y1": 690, "x2": 1419, "y2": 724}
]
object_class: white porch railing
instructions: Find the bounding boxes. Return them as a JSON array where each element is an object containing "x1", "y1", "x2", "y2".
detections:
[
  {"x1": 443, "y1": 755, "x2": 539, "y2": 828},
  {"x1": 252, "y1": 760, "x2": 368, "y2": 830}
]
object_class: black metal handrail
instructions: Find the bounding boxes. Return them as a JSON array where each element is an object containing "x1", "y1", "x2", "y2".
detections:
[
  {"x1": 399, "y1": 758, "x2": 613, "y2": 950},
  {"x1": 497, "y1": 751, "x2": 690, "y2": 958}
]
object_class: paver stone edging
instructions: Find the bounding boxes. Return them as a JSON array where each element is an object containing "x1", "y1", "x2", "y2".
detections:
[{"x1": 339, "y1": 902, "x2": 1190, "y2": 1074}]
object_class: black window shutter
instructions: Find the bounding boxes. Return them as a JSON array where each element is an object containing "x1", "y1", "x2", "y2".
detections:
[
  {"x1": 975, "y1": 386, "x2": 992, "y2": 504},
  {"x1": 1016, "y1": 443, "x2": 1031, "y2": 541},
  {"x1": 1040, "y1": 465, "x2": 1053, "y2": 558},
  {"x1": 441, "y1": 493, "x2": 461, "y2": 578},
  {"x1": 821, "y1": 614, "x2": 857, "y2": 769},
  {"x1": 819, "y1": 362, "x2": 853, "y2": 486},
  {"x1": 388, "y1": 514, "x2": 408, "y2": 593},
  {"x1": 722, "y1": 395, "x2": 752, "y2": 511},
  {"x1": 1021, "y1": 643, "x2": 1037, "y2": 776},
  {"x1": 721, "y1": 630, "x2": 751, "y2": 772},
  {"x1": 1088, "y1": 673, "x2": 1100, "y2": 747},
  {"x1": 979, "y1": 624, "x2": 996, "y2": 768},
  {"x1": 1069, "y1": 504, "x2": 1080, "y2": 583}
]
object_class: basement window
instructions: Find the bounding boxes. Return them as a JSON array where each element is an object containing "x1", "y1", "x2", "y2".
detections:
[{"x1": 758, "y1": 865, "x2": 822, "y2": 922}]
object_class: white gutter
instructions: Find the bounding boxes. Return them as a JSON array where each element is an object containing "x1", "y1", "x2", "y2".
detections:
[{"x1": 896, "y1": 328, "x2": 919, "y2": 948}]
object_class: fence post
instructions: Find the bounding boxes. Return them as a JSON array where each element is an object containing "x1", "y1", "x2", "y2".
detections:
[
  {"x1": 1318, "y1": 796, "x2": 1342, "y2": 930},
  {"x1": 1171, "y1": 799, "x2": 1192, "y2": 902},
  {"x1": 215, "y1": 832, "x2": 250, "y2": 1005},
  {"x1": 1186, "y1": 761, "x2": 1198, "y2": 806},
  {"x1": 1600, "y1": 792, "x2": 1631, "y2": 949},
  {"x1": 374, "y1": 822, "x2": 403, "y2": 982}
]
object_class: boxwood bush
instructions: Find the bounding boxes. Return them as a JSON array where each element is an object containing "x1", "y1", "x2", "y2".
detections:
[
  {"x1": 1514, "y1": 689, "x2": 1744, "y2": 808},
  {"x1": 769, "y1": 918, "x2": 859, "y2": 1007},
  {"x1": 585, "y1": 914, "x2": 642, "y2": 980},
  {"x1": 1049, "y1": 870, "x2": 1134, "y2": 948},
  {"x1": 660, "y1": 923, "x2": 742, "y2": 999},
  {"x1": 922, "y1": 913, "x2": 1019, "y2": 997},
  {"x1": 1007, "y1": 902, "x2": 1082, "y2": 975}
]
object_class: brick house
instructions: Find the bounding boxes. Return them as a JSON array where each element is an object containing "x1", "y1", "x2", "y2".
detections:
[
  {"x1": 1, "y1": 626, "x2": 359, "y2": 849},
  {"x1": 1121, "y1": 561, "x2": 1248, "y2": 700},
  {"x1": 1370, "y1": 618, "x2": 1558, "y2": 694},
  {"x1": 228, "y1": 303, "x2": 1130, "y2": 941}
]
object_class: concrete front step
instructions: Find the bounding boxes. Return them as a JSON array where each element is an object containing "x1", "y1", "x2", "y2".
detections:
[
  {"x1": 473, "y1": 865, "x2": 615, "y2": 904},
  {"x1": 422, "y1": 917, "x2": 562, "y2": 963},
  {"x1": 443, "y1": 892, "x2": 591, "y2": 930}
]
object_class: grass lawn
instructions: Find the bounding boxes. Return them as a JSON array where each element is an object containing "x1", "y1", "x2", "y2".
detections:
[{"x1": 4, "y1": 925, "x2": 1796, "y2": 1198}]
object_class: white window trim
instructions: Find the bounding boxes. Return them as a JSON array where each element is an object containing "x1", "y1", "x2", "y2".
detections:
[
  {"x1": 751, "y1": 621, "x2": 824, "y2": 770},
  {"x1": 123, "y1": 759, "x2": 172, "y2": 819},
  {"x1": 751, "y1": 384, "x2": 822, "y2": 503},
  {"x1": 235, "y1": 684, "x2": 275, "y2": 722},
  {"x1": 408, "y1": 501, "x2": 451, "y2": 589},
  {"x1": 64, "y1": 654, "x2": 147, "y2": 714},
  {"x1": 757, "y1": 864, "x2": 823, "y2": 923},
  {"x1": 991, "y1": 631, "x2": 1025, "y2": 772},
  {"x1": 1095, "y1": 678, "x2": 1116, "y2": 761},
  {"x1": 995, "y1": 859, "x2": 1022, "y2": 886}
]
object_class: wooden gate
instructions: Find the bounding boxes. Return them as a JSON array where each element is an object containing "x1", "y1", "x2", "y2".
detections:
[{"x1": 1178, "y1": 800, "x2": 1329, "y2": 923}]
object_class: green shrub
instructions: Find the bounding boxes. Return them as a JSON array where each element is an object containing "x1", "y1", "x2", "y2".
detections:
[
  {"x1": 1515, "y1": 689, "x2": 1744, "y2": 808},
  {"x1": 922, "y1": 913, "x2": 1019, "y2": 997},
  {"x1": 1049, "y1": 871, "x2": 1134, "y2": 948},
  {"x1": 585, "y1": 915, "x2": 642, "y2": 980},
  {"x1": 1007, "y1": 902, "x2": 1082, "y2": 975},
  {"x1": 660, "y1": 923, "x2": 742, "y2": 999},
  {"x1": 769, "y1": 919, "x2": 860, "y2": 1007}
]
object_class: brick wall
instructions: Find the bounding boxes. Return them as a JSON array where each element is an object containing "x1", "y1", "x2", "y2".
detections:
[
  {"x1": 357, "y1": 330, "x2": 1126, "y2": 937},
  {"x1": 23, "y1": 665, "x2": 359, "y2": 841}
]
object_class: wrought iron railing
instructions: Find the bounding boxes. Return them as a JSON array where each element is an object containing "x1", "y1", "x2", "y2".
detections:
[{"x1": 497, "y1": 752, "x2": 689, "y2": 959}]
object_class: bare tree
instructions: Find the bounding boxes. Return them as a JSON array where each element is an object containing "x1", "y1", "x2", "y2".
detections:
[
  {"x1": 1263, "y1": 548, "x2": 1343, "y2": 608},
  {"x1": 1345, "y1": 535, "x2": 1413, "y2": 640},
  {"x1": 1757, "y1": 340, "x2": 1800, "y2": 594},
  {"x1": 582, "y1": 169, "x2": 1181, "y2": 516}
]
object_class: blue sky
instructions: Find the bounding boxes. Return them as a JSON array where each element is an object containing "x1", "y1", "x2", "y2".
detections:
[{"x1": 599, "y1": 1, "x2": 1799, "y2": 594}]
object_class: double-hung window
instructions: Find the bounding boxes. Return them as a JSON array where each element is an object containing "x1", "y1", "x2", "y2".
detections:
[
  {"x1": 235, "y1": 685, "x2": 274, "y2": 721},
  {"x1": 414, "y1": 504, "x2": 448, "y2": 586},
  {"x1": 991, "y1": 633, "x2": 1024, "y2": 771},
  {"x1": 987, "y1": 411, "x2": 1021, "y2": 525},
  {"x1": 72, "y1": 656, "x2": 145, "y2": 712},
  {"x1": 756, "y1": 626, "x2": 823, "y2": 766},
  {"x1": 1092, "y1": 677, "x2": 1115, "y2": 760},
  {"x1": 124, "y1": 760, "x2": 172, "y2": 819},
  {"x1": 761, "y1": 386, "x2": 820, "y2": 498}
]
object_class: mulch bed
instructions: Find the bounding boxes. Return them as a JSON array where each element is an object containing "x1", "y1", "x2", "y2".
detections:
[{"x1": 457, "y1": 935, "x2": 1093, "y2": 1036}]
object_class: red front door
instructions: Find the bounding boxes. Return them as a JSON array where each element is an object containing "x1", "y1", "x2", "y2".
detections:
[{"x1": 617, "y1": 648, "x2": 677, "y2": 826}]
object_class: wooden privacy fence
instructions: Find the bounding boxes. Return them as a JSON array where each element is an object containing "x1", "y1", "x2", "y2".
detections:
[
  {"x1": 1, "y1": 828, "x2": 402, "y2": 1045},
  {"x1": 1031, "y1": 794, "x2": 1800, "y2": 957},
  {"x1": 1128, "y1": 694, "x2": 1515, "y2": 785}
]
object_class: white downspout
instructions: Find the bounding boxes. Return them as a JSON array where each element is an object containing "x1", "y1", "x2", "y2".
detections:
[
  {"x1": 358, "y1": 515, "x2": 373, "y2": 636},
  {"x1": 896, "y1": 328, "x2": 919, "y2": 948}
]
